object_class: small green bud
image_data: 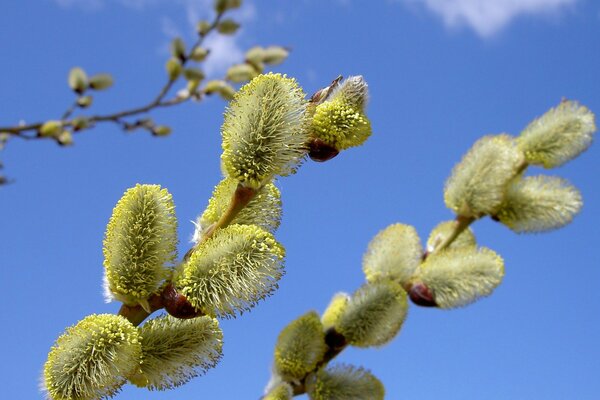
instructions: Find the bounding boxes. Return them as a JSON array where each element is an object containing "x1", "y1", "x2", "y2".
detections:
[
  {"x1": 214, "y1": 0, "x2": 242, "y2": 13},
  {"x1": 152, "y1": 125, "x2": 172, "y2": 137},
  {"x1": 204, "y1": 79, "x2": 228, "y2": 94},
  {"x1": 71, "y1": 116, "x2": 90, "y2": 131},
  {"x1": 196, "y1": 20, "x2": 212, "y2": 36},
  {"x1": 225, "y1": 63, "x2": 259, "y2": 83},
  {"x1": 68, "y1": 66, "x2": 88, "y2": 94},
  {"x1": 413, "y1": 247, "x2": 504, "y2": 309},
  {"x1": 183, "y1": 67, "x2": 206, "y2": 82},
  {"x1": 103, "y1": 184, "x2": 178, "y2": 308},
  {"x1": 217, "y1": 19, "x2": 240, "y2": 34},
  {"x1": 88, "y1": 73, "x2": 113, "y2": 90},
  {"x1": 245, "y1": 46, "x2": 265, "y2": 65},
  {"x1": 133, "y1": 315, "x2": 223, "y2": 390},
  {"x1": 496, "y1": 175, "x2": 582, "y2": 233},
  {"x1": 190, "y1": 46, "x2": 209, "y2": 61},
  {"x1": 427, "y1": 220, "x2": 476, "y2": 253},
  {"x1": 166, "y1": 58, "x2": 182, "y2": 80},
  {"x1": 197, "y1": 177, "x2": 281, "y2": 238},
  {"x1": 43, "y1": 314, "x2": 142, "y2": 400},
  {"x1": 221, "y1": 73, "x2": 309, "y2": 188},
  {"x1": 77, "y1": 95, "x2": 93, "y2": 108},
  {"x1": 171, "y1": 37, "x2": 186, "y2": 61},
  {"x1": 39, "y1": 120, "x2": 62, "y2": 137},
  {"x1": 262, "y1": 46, "x2": 289, "y2": 65},
  {"x1": 362, "y1": 223, "x2": 422, "y2": 286},
  {"x1": 444, "y1": 134, "x2": 525, "y2": 218},
  {"x1": 517, "y1": 100, "x2": 596, "y2": 168},
  {"x1": 56, "y1": 130, "x2": 73, "y2": 146},
  {"x1": 217, "y1": 83, "x2": 236, "y2": 100},
  {"x1": 263, "y1": 382, "x2": 293, "y2": 400},
  {"x1": 274, "y1": 311, "x2": 327, "y2": 381},
  {"x1": 321, "y1": 292, "x2": 350, "y2": 330},
  {"x1": 306, "y1": 364, "x2": 385, "y2": 400},
  {"x1": 336, "y1": 281, "x2": 408, "y2": 348},
  {"x1": 175, "y1": 224, "x2": 285, "y2": 318}
]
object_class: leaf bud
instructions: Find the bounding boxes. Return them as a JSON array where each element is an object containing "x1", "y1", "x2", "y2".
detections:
[
  {"x1": 88, "y1": 73, "x2": 114, "y2": 90},
  {"x1": 170, "y1": 37, "x2": 186, "y2": 61},
  {"x1": 56, "y1": 130, "x2": 73, "y2": 146},
  {"x1": 152, "y1": 125, "x2": 172, "y2": 137},
  {"x1": 184, "y1": 67, "x2": 206, "y2": 82},
  {"x1": 166, "y1": 58, "x2": 183, "y2": 80},
  {"x1": 214, "y1": 0, "x2": 242, "y2": 13},
  {"x1": 196, "y1": 20, "x2": 212, "y2": 36},
  {"x1": 190, "y1": 46, "x2": 209, "y2": 61},
  {"x1": 225, "y1": 63, "x2": 259, "y2": 83},
  {"x1": 68, "y1": 66, "x2": 88, "y2": 94},
  {"x1": 77, "y1": 95, "x2": 93, "y2": 108},
  {"x1": 39, "y1": 120, "x2": 62, "y2": 137},
  {"x1": 71, "y1": 116, "x2": 90, "y2": 131},
  {"x1": 263, "y1": 46, "x2": 289, "y2": 65},
  {"x1": 217, "y1": 19, "x2": 240, "y2": 35}
]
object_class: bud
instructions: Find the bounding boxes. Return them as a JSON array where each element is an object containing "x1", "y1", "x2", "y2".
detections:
[
  {"x1": 133, "y1": 315, "x2": 223, "y2": 390},
  {"x1": 274, "y1": 311, "x2": 327, "y2": 381},
  {"x1": 245, "y1": 46, "x2": 265, "y2": 65},
  {"x1": 197, "y1": 177, "x2": 281, "y2": 237},
  {"x1": 71, "y1": 116, "x2": 90, "y2": 131},
  {"x1": 263, "y1": 381, "x2": 293, "y2": 400},
  {"x1": 321, "y1": 292, "x2": 350, "y2": 329},
  {"x1": 88, "y1": 73, "x2": 114, "y2": 90},
  {"x1": 171, "y1": 37, "x2": 186, "y2": 61},
  {"x1": 362, "y1": 223, "x2": 422, "y2": 286},
  {"x1": 426, "y1": 220, "x2": 476, "y2": 253},
  {"x1": 183, "y1": 67, "x2": 206, "y2": 82},
  {"x1": 221, "y1": 73, "x2": 308, "y2": 188},
  {"x1": 310, "y1": 76, "x2": 372, "y2": 151},
  {"x1": 444, "y1": 134, "x2": 525, "y2": 218},
  {"x1": 517, "y1": 100, "x2": 596, "y2": 168},
  {"x1": 196, "y1": 20, "x2": 212, "y2": 36},
  {"x1": 103, "y1": 184, "x2": 178, "y2": 308},
  {"x1": 217, "y1": 19, "x2": 240, "y2": 34},
  {"x1": 152, "y1": 125, "x2": 172, "y2": 137},
  {"x1": 336, "y1": 281, "x2": 408, "y2": 348},
  {"x1": 413, "y1": 247, "x2": 504, "y2": 309},
  {"x1": 226, "y1": 63, "x2": 259, "y2": 83},
  {"x1": 68, "y1": 66, "x2": 88, "y2": 94},
  {"x1": 214, "y1": 0, "x2": 242, "y2": 13},
  {"x1": 496, "y1": 175, "x2": 582, "y2": 233},
  {"x1": 56, "y1": 130, "x2": 73, "y2": 146},
  {"x1": 77, "y1": 95, "x2": 93, "y2": 108},
  {"x1": 204, "y1": 80, "x2": 236, "y2": 100},
  {"x1": 39, "y1": 120, "x2": 62, "y2": 137},
  {"x1": 175, "y1": 224, "x2": 285, "y2": 318},
  {"x1": 190, "y1": 47, "x2": 209, "y2": 61},
  {"x1": 306, "y1": 364, "x2": 385, "y2": 400},
  {"x1": 43, "y1": 314, "x2": 142, "y2": 400},
  {"x1": 262, "y1": 46, "x2": 289, "y2": 65},
  {"x1": 166, "y1": 58, "x2": 182, "y2": 80}
]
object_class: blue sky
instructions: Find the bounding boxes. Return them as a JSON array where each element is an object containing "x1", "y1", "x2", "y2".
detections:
[{"x1": 1, "y1": 0, "x2": 599, "y2": 399}]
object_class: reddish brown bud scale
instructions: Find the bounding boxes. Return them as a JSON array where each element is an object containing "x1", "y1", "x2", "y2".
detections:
[
  {"x1": 309, "y1": 138, "x2": 339, "y2": 162},
  {"x1": 162, "y1": 284, "x2": 202, "y2": 319},
  {"x1": 408, "y1": 282, "x2": 438, "y2": 307}
]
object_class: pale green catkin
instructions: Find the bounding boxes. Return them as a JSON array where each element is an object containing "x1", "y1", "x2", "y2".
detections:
[
  {"x1": 306, "y1": 364, "x2": 385, "y2": 400},
  {"x1": 426, "y1": 220, "x2": 476, "y2": 253},
  {"x1": 321, "y1": 292, "x2": 350, "y2": 330},
  {"x1": 263, "y1": 381, "x2": 293, "y2": 400}
]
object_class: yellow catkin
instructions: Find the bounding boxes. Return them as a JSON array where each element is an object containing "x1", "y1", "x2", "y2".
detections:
[{"x1": 307, "y1": 364, "x2": 385, "y2": 400}]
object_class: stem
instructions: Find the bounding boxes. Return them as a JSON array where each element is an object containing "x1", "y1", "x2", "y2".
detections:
[
  {"x1": 430, "y1": 215, "x2": 475, "y2": 256},
  {"x1": 117, "y1": 293, "x2": 164, "y2": 326}
]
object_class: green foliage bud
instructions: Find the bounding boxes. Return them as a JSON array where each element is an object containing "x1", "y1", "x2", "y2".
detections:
[
  {"x1": 496, "y1": 175, "x2": 582, "y2": 233},
  {"x1": 225, "y1": 63, "x2": 259, "y2": 83},
  {"x1": 71, "y1": 116, "x2": 90, "y2": 131},
  {"x1": 444, "y1": 134, "x2": 525, "y2": 218},
  {"x1": 204, "y1": 80, "x2": 236, "y2": 100},
  {"x1": 77, "y1": 95, "x2": 93, "y2": 108},
  {"x1": 336, "y1": 281, "x2": 408, "y2": 348},
  {"x1": 43, "y1": 314, "x2": 142, "y2": 400},
  {"x1": 306, "y1": 364, "x2": 385, "y2": 400},
  {"x1": 245, "y1": 46, "x2": 266, "y2": 65},
  {"x1": 197, "y1": 177, "x2": 281, "y2": 238},
  {"x1": 221, "y1": 73, "x2": 309, "y2": 188},
  {"x1": 56, "y1": 130, "x2": 73, "y2": 146},
  {"x1": 152, "y1": 125, "x2": 172, "y2": 137},
  {"x1": 263, "y1": 381, "x2": 293, "y2": 400},
  {"x1": 310, "y1": 76, "x2": 371, "y2": 151},
  {"x1": 39, "y1": 120, "x2": 62, "y2": 137},
  {"x1": 517, "y1": 100, "x2": 596, "y2": 168},
  {"x1": 175, "y1": 224, "x2": 285, "y2": 318},
  {"x1": 196, "y1": 20, "x2": 211, "y2": 36},
  {"x1": 190, "y1": 47, "x2": 209, "y2": 61},
  {"x1": 321, "y1": 292, "x2": 350, "y2": 329},
  {"x1": 170, "y1": 37, "x2": 186, "y2": 61},
  {"x1": 68, "y1": 66, "x2": 88, "y2": 94},
  {"x1": 362, "y1": 223, "x2": 422, "y2": 286},
  {"x1": 427, "y1": 220, "x2": 476, "y2": 253},
  {"x1": 183, "y1": 67, "x2": 205, "y2": 82},
  {"x1": 214, "y1": 0, "x2": 242, "y2": 13},
  {"x1": 103, "y1": 184, "x2": 178, "y2": 308},
  {"x1": 262, "y1": 46, "x2": 289, "y2": 65},
  {"x1": 88, "y1": 73, "x2": 113, "y2": 90},
  {"x1": 217, "y1": 19, "x2": 240, "y2": 34},
  {"x1": 166, "y1": 58, "x2": 182, "y2": 80},
  {"x1": 133, "y1": 315, "x2": 223, "y2": 390},
  {"x1": 415, "y1": 247, "x2": 504, "y2": 309},
  {"x1": 274, "y1": 311, "x2": 327, "y2": 381}
]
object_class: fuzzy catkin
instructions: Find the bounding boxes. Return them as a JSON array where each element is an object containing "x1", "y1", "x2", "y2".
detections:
[
  {"x1": 306, "y1": 364, "x2": 385, "y2": 400},
  {"x1": 427, "y1": 220, "x2": 476, "y2": 253}
]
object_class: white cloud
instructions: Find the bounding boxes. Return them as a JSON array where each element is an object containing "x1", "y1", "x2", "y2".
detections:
[
  {"x1": 52, "y1": 0, "x2": 256, "y2": 76},
  {"x1": 403, "y1": 0, "x2": 578, "y2": 37}
]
